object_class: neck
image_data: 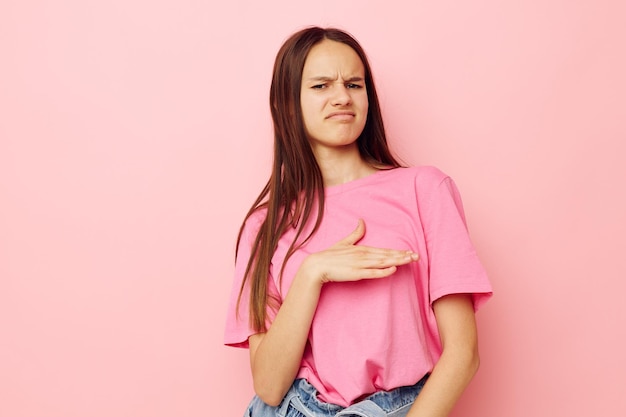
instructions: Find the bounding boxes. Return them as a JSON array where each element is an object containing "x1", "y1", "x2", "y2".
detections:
[{"x1": 312, "y1": 143, "x2": 378, "y2": 187}]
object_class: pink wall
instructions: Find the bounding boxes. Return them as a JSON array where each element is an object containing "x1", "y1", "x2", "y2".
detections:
[{"x1": 1, "y1": 1, "x2": 624, "y2": 416}]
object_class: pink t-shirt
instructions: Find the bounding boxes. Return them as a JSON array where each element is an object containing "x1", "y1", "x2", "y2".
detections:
[{"x1": 224, "y1": 166, "x2": 492, "y2": 407}]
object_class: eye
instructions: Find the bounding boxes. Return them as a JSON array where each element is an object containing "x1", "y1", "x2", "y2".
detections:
[
  {"x1": 311, "y1": 84, "x2": 327, "y2": 89},
  {"x1": 346, "y1": 83, "x2": 363, "y2": 89}
]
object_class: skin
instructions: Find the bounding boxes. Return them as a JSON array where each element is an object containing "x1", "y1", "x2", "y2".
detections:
[
  {"x1": 300, "y1": 39, "x2": 377, "y2": 186},
  {"x1": 249, "y1": 39, "x2": 480, "y2": 416}
]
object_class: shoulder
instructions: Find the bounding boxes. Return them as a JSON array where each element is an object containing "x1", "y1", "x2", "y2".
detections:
[
  {"x1": 239, "y1": 206, "x2": 268, "y2": 242},
  {"x1": 380, "y1": 165, "x2": 451, "y2": 190},
  {"x1": 389, "y1": 167, "x2": 463, "y2": 214},
  {"x1": 246, "y1": 206, "x2": 268, "y2": 225},
  {"x1": 406, "y1": 165, "x2": 449, "y2": 183}
]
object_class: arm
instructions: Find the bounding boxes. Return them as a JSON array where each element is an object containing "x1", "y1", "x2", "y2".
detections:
[
  {"x1": 248, "y1": 266, "x2": 322, "y2": 406},
  {"x1": 249, "y1": 219, "x2": 419, "y2": 406},
  {"x1": 407, "y1": 293, "x2": 480, "y2": 417}
]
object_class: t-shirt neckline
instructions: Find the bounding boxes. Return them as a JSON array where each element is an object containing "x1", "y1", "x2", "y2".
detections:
[{"x1": 324, "y1": 167, "x2": 400, "y2": 196}]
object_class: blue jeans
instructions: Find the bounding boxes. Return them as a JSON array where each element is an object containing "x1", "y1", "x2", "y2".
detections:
[{"x1": 244, "y1": 375, "x2": 429, "y2": 417}]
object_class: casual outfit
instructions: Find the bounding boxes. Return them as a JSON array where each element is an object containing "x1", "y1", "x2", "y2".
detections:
[
  {"x1": 244, "y1": 376, "x2": 429, "y2": 417},
  {"x1": 224, "y1": 166, "x2": 492, "y2": 415}
]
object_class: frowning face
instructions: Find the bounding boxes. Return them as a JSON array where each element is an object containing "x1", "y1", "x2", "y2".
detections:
[{"x1": 300, "y1": 39, "x2": 368, "y2": 156}]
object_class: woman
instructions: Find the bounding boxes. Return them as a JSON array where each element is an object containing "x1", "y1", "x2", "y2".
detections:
[{"x1": 224, "y1": 26, "x2": 492, "y2": 417}]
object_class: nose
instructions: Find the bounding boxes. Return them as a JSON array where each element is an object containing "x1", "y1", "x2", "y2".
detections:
[{"x1": 331, "y1": 85, "x2": 352, "y2": 106}]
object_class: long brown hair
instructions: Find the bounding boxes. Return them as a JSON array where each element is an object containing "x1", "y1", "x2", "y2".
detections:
[{"x1": 237, "y1": 27, "x2": 401, "y2": 332}]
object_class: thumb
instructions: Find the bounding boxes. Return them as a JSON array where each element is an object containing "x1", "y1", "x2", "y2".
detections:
[{"x1": 337, "y1": 219, "x2": 366, "y2": 246}]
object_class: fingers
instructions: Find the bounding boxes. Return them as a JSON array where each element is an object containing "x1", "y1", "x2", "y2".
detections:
[
  {"x1": 314, "y1": 246, "x2": 419, "y2": 284},
  {"x1": 336, "y1": 219, "x2": 365, "y2": 247},
  {"x1": 332, "y1": 265, "x2": 398, "y2": 282},
  {"x1": 308, "y1": 219, "x2": 420, "y2": 284},
  {"x1": 349, "y1": 246, "x2": 419, "y2": 269},
  {"x1": 359, "y1": 265, "x2": 398, "y2": 280}
]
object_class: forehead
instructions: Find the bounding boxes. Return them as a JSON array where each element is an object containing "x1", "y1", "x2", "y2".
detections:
[{"x1": 302, "y1": 39, "x2": 365, "y2": 77}]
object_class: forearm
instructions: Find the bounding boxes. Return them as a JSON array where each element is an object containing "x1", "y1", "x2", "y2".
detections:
[
  {"x1": 250, "y1": 267, "x2": 322, "y2": 406},
  {"x1": 407, "y1": 294, "x2": 480, "y2": 417},
  {"x1": 406, "y1": 347, "x2": 479, "y2": 417}
]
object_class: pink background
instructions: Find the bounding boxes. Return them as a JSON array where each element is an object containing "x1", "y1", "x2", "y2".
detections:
[{"x1": 1, "y1": 1, "x2": 625, "y2": 416}]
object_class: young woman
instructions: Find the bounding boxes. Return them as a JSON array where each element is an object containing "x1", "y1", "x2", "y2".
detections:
[{"x1": 224, "y1": 26, "x2": 492, "y2": 417}]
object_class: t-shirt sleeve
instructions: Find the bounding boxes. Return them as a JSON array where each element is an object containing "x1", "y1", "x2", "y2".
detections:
[
  {"x1": 418, "y1": 171, "x2": 492, "y2": 310},
  {"x1": 223, "y1": 214, "x2": 280, "y2": 348}
]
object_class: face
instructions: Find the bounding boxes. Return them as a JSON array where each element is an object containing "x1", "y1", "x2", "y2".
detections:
[{"x1": 300, "y1": 39, "x2": 368, "y2": 155}]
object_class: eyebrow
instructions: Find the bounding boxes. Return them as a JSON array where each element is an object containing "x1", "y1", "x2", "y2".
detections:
[{"x1": 306, "y1": 76, "x2": 364, "y2": 83}]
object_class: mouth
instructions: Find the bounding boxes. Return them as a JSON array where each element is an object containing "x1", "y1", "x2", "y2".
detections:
[{"x1": 326, "y1": 111, "x2": 356, "y2": 120}]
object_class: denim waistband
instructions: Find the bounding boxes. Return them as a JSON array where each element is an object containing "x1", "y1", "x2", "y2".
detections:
[{"x1": 275, "y1": 375, "x2": 429, "y2": 417}]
